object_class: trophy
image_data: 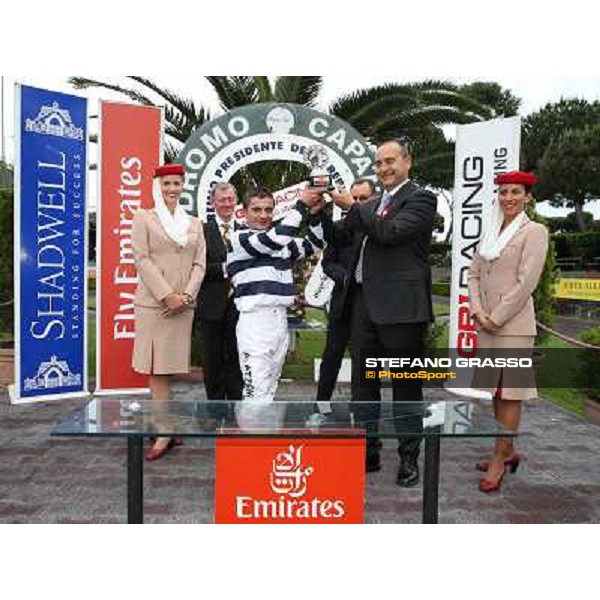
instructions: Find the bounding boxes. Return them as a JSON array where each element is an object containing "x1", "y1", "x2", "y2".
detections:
[{"x1": 305, "y1": 145, "x2": 334, "y2": 191}]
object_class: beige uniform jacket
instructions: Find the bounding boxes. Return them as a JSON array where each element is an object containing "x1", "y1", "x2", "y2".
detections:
[
  {"x1": 468, "y1": 217, "x2": 549, "y2": 336},
  {"x1": 132, "y1": 209, "x2": 206, "y2": 308}
]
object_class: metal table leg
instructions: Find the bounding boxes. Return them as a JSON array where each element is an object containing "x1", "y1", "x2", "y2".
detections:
[
  {"x1": 127, "y1": 436, "x2": 144, "y2": 524},
  {"x1": 422, "y1": 435, "x2": 440, "y2": 524}
]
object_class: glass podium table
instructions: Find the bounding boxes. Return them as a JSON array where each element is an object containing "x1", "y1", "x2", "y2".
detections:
[{"x1": 51, "y1": 398, "x2": 516, "y2": 524}]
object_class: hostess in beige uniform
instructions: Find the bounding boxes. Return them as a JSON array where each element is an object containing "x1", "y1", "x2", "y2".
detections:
[
  {"x1": 132, "y1": 163, "x2": 205, "y2": 461},
  {"x1": 468, "y1": 216, "x2": 548, "y2": 400},
  {"x1": 132, "y1": 210, "x2": 205, "y2": 374},
  {"x1": 466, "y1": 170, "x2": 549, "y2": 494}
]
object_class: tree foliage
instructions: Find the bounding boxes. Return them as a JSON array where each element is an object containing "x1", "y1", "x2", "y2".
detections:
[
  {"x1": 458, "y1": 81, "x2": 521, "y2": 118},
  {"x1": 535, "y1": 123, "x2": 600, "y2": 231},
  {"x1": 0, "y1": 186, "x2": 14, "y2": 336},
  {"x1": 69, "y1": 76, "x2": 500, "y2": 193},
  {"x1": 522, "y1": 98, "x2": 600, "y2": 171},
  {"x1": 545, "y1": 212, "x2": 598, "y2": 234},
  {"x1": 521, "y1": 99, "x2": 600, "y2": 231},
  {"x1": 527, "y1": 205, "x2": 558, "y2": 330}
]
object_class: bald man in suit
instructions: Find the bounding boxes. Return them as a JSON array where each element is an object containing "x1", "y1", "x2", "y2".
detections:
[{"x1": 330, "y1": 139, "x2": 437, "y2": 487}]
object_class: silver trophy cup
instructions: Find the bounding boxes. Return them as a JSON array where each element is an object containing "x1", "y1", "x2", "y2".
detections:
[{"x1": 305, "y1": 145, "x2": 334, "y2": 190}]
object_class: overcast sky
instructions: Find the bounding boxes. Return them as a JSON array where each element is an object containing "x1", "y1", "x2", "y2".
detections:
[
  {"x1": 2, "y1": 75, "x2": 599, "y2": 225},
  {"x1": 3, "y1": 75, "x2": 600, "y2": 161}
]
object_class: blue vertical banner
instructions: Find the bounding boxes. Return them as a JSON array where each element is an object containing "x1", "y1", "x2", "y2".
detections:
[{"x1": 13, "y1": 84, "x2": 88, "y2": 403}]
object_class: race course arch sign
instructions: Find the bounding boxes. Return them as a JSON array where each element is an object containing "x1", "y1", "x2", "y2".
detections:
[{"x1": 176, "y1": 103, "x2": 375, "y2": 219}]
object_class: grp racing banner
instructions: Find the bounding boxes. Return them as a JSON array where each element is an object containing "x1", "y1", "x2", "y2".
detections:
[
  {"x1": 96, "y1": 101, "x2": 162, "y2": 393},
  {"x1": 448, "y1": 116, "x2": 521, "y2": 394},
  {"x1": 13, "y1": 85, "x2": 88, "y2": 404}
]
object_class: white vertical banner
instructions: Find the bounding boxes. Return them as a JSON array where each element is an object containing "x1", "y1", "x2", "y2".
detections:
[{"x1": 447, "y1": 117, "x2": 521, "y2": 395}]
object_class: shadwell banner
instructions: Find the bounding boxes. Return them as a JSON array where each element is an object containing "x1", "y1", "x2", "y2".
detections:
[{"x1": 13, "y1": 84, "x2": 88, "y2": 404}]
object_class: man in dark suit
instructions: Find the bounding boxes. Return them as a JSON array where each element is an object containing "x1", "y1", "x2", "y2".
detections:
[
  {"x1": 316, "y1": 179, "x2": 375, "y2": 405},
  {"x1": 197, "y1": 183, "x2": 243, "y2": 407},
  {"x1": 330, "y1": 139, "x2": 437, "y2": 487}
]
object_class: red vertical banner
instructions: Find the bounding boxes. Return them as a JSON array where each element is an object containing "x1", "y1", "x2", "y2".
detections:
[{"x1": 96, "y1": 102, "x2": 162, "y2": 392}]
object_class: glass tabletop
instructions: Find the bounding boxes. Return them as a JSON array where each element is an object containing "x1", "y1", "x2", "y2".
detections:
[{"x1": 50, "y1": 398, "x2": 517, "y2": 439}]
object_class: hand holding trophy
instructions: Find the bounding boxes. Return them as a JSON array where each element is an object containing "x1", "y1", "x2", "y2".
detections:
[
  {"x1": 305, "y1": 145, "x2": 334, "y2": 191},
  {"x1": 303, "y1": 145, "x2": 334, "y2": 213},
  {"x1": 300, "y1": 186, "x2": 326, "y2": 213}
]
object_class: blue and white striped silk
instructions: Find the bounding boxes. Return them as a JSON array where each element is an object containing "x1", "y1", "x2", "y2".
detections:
[{"x1": 226, "y1": 202, "x2": 324, "y2": 313}]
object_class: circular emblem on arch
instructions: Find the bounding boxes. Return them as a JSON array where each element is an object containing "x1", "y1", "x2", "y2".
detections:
[
  {"x1": 265, "y1": 106, "x2": 295, "y2": 134},
  {"x1": 176, "y1": 103, "x2": 375, "y2": 218}
]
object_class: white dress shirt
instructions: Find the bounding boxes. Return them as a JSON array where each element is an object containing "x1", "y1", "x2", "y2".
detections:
[{"x1": 355, "y1": 179, "x2": 410, "y2": 283}]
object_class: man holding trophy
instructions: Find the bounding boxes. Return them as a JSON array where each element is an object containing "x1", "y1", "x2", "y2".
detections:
[
  {"x1": 226, "y1": 183, "x2": 326, "y2": 404},
  {"x1": 329, "y1": 138, "x2": 438, "y2": 487}
]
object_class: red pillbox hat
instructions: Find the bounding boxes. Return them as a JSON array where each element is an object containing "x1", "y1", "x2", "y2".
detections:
[
  {"x1": 153, "y1": 163, "x2": 186, "y2": 178},
  {"x1": 494, "y1": 171, "x2": 537, "y2": 187}
]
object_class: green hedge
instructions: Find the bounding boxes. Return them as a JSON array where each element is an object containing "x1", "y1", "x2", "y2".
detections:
[
  {"x1": 553, "y1": 232, "x2": 600, "y2": 263},
  {"x1": 431, "y1": 281, "x2": 450, "y2": 297},
  {"x1": 579, "y1": 326, "x2": 600, "y2": 401},
  {"x1": 580, "y1": 326, "x2": 600, "y2": 346},
  {"x1": 0, "y1": 189, "x2": 13, "y2": 336},
  {"x1": 429, "y1": 241, "x2": 450, "y2": 267}
]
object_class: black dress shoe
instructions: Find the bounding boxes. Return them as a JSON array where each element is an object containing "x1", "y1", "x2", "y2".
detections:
[
  {"x1": 366, "y1": 453, "x2": 381, "y2": 473},
  {"x1": 396, "y1": 455, "x2": 419, "y2": 487}
]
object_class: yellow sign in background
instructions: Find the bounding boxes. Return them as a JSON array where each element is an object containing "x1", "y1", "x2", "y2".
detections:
[{"x1": 554, "y1": 278, "x2": 600, "y2": 302}]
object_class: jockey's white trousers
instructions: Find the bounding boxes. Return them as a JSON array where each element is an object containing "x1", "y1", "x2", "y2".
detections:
[{"x1": 236, "y1": 307, "x2": 289, "y2": 402}]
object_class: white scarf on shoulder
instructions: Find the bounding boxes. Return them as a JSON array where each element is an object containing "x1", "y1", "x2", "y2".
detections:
[
  {"x1": 152, "y1": 178, "x2": 191, "y2": 247},
  {"x1": 479, "y1": 201, "x2": 527, "y2": 261}
]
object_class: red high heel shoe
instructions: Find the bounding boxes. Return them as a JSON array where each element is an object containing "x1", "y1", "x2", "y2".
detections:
[
  {"x1": 145, "y1": 437, "x2": 182, "y2": 461},
  {"x1": 476, "y1": 453, "x2": 520, "y2": 474},
  {"x1": 479, "y1": 467, "x2": 506, "y2": 493}
]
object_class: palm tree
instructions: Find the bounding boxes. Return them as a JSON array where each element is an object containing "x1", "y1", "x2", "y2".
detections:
[
  {"x1": 70, "y1": 76, "x2": 211, "y2": 163},
  {"x1": 329, "y1": 80, "x2": 490, "y2": 140},
  {"x1": 330, "y1": 80, "x2": 492, "y2": 191},
  {"x1": 69, "y1": 76, "x2": 492, "y2": 191}
]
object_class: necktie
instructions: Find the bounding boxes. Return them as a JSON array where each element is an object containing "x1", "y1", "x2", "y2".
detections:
[
  {"x1": 377, "y1": 192, "x2": 392, "y2": 217},
  {"x1": 354, "y1": 237, "x2": 367, "y2": 284},
  {"x1": 355, "y1": 192, "x2": 392, "y2": 283},
  {"x1": 221, "y1": 222, "x2": 233, "y2": 297},
  {"x1": 221, "y1": 222, "x2": 231, "y2": 246}
]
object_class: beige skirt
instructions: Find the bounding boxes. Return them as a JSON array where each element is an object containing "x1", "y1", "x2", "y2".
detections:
[
  {"x1": 470, "y1": 331, "x2": 538, "y2": 401},
  {"x1": 132, "y1": 305, "x2": 194, "y2": 375}
]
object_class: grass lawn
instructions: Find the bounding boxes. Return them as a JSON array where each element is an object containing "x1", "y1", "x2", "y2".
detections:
[
  {"x1": 84, "y1": 294, "x2": 449, "y2": 382},
  {"x1": 282, "y1": 305, "x2": 449, "y2": 381},
  {"x1": 431, "y1": 323, "x2": 591, "y2": 416},
  {"x1": 282, "y1": 308, "x2": 326, "y2": 380},
  {"x1": 537, "y1": 387, "x2": 585, "y2": 416},
  {"x1": 537, "y1": 333, "x2": 585, "y2": 416},
  {"x1": 433, "y1": 322, "x2": 588, "y2": 416},
  {"x1": 433, "y1": 302, "x2": 449, "y2": 317},
  {"x1": 85, "y1": 299, "x2": 594, "y2": 419}
]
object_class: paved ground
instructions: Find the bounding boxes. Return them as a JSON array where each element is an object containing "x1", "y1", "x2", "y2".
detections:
[{"x1": 1, "y1": 381, "x2": 599, "y2": 524}]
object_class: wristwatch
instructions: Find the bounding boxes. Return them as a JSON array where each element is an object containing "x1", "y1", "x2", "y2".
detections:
[{"x1": 182, "y1": 293, "x2": 194, "y2": 306}]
